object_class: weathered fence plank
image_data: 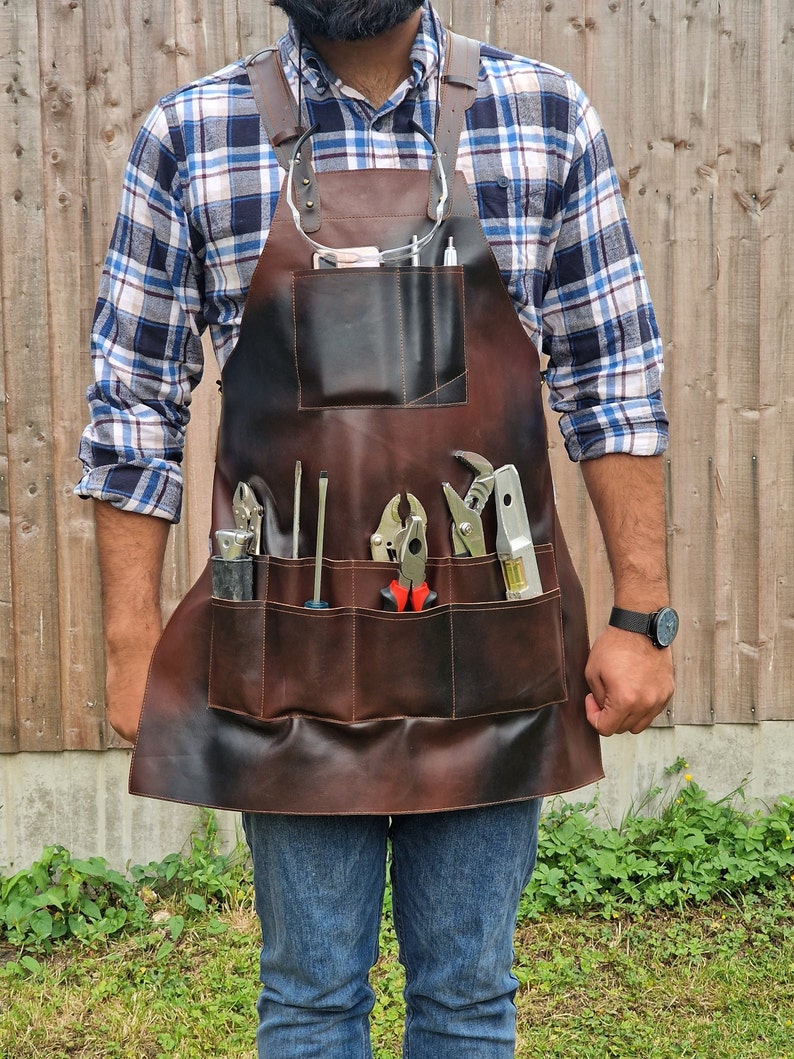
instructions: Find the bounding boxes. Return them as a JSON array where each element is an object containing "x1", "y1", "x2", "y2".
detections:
[
  {"x1": 0, "y1": 4, "x2": 17, "y2": 752},
  {"x1": 757, "y1": 0, "x2": 794, "y2": 719},
  {"x1": 663, "y1": 0, "x2": 722, "y2": 724},
  {"x1": 0, "y1": 1, "x2": 63, "y2": 751},
  {"x1": 493, "y1": 0, "x2": 542, "y2": 57},
  {"x1": 714, "y1": 0, "x2": 764, "y2": 722},
  {"x1": 37, "y1": 0, "x2": 107, "y2": 749}
]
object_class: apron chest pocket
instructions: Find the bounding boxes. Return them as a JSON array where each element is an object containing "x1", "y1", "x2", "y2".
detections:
[{"x1": 293, "y1": 266, "x2": 467, "y2": 409}]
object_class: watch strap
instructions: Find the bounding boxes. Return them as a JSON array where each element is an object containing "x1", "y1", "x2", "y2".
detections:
[{"x1": 609, "y1": 607, "x2": 653, "y2": 636}]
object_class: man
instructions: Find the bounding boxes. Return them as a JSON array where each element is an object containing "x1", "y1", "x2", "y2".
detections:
[{"x1": 77, "y1": 1, "x2": 675, "y2": 1055}]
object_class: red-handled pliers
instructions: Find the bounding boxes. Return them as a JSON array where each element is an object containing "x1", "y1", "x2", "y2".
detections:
[{"x1": 381, "y1": 514, "x2": 437, "y2": 612}]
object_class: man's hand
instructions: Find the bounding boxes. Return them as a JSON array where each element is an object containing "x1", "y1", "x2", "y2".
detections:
[
  {"x1": 584, "y1": 625, "x2": 674, "y2": 735},
  {"x1": 104, "y1": 640, "x2": 161, "y2": 744},
  {"x1": 94, "y1": 501, "x2": 170, "y2": 744}
]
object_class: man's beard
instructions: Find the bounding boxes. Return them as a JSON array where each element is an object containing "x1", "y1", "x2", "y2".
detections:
[{"x1": 271, "y1": 0, "x2": 425, "y2": 41}]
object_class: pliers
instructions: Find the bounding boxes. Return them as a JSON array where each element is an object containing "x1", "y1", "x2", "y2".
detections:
[
  {"x1": 370, "y1": 493, "x2": 427, "y2": 562},
  {"x1": 233, "y1": 481, "x2": 263, "y2": 555},
  {"x1": 442, "y1": 450, "x2": 495, "y2": 557},
  {"x1": 380, "y1": 514, "x2": 437, "y2": 612},
  {"x1": 370, "y1": 494, "x2": 436, "y2": 611}
]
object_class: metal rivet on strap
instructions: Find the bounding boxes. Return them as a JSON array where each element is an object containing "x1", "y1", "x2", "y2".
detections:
[
  {"x1": 302, "y1": 178, "x2": 310, "y2": 186},
  {"x1": 306, "y1": 201, "x2": 315, "y2": 208}
]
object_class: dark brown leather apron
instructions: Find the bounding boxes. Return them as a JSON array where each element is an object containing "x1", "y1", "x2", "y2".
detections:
[{"x1": 129, "y1": 34, "x2": 603, "y2": 814}]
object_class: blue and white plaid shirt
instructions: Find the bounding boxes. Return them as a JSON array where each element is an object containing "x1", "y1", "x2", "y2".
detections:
[{"x1": 77, "y1": 2, "x2": 667, "y2": 522}]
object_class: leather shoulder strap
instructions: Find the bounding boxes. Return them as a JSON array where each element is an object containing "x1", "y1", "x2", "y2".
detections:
[
  {"x1": 246, "y1": 46, "x2": 322, "y2": 232},
  {"x1": 427, "y1": 30, "x2": 480, "y2": 221}
]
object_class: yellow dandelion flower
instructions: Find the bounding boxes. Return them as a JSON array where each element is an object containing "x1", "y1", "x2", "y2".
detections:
[{"x1": 685, "y1": 773, "x2": 692, "y2": 782}]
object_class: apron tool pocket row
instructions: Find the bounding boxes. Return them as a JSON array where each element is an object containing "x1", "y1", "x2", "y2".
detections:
[
  {"x1": 207, "y1": 551, "x2": 567, "y2": 725},
  {"x1": 293, "y1": 266, "x2": 467, "y2": 409}
]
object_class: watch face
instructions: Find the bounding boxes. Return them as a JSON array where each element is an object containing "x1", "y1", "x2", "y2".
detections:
[{"x1": 654, "y1": 607, "x2": 679, "y2": 647}]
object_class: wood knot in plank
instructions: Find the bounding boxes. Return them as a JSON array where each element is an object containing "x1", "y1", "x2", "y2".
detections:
[
  {"x1": 162, "y1": 38, "x2": 191, "y2": 58},
  {"x1": 733, "y1": 189, "x2": 775, "y2": 215}
]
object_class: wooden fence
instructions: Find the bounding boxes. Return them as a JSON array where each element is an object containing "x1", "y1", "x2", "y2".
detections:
[{"x1": 0, "y1": 1, "x2": 791, "y2": 752}]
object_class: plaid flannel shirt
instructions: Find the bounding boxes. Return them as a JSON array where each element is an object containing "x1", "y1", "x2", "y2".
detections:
[{"x1": 77, "y1": 2, "x2": 667, "y2": 522}]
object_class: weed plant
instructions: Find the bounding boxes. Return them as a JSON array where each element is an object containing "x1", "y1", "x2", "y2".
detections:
[{"x1": 521, "y1": 762, "x2": 794, "y2": 920}]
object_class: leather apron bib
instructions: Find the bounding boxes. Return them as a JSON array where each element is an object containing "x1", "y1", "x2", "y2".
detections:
[{"x1": 129, "y1": 35, "x2": 603, "y2": 814}]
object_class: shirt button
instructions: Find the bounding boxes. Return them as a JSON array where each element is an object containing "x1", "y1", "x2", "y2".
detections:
[
  {"x1": 372, "y1": 117, "x2": 384, "y2": 131},
  {"x1": 496, "y1": 174, "x2": 509, "y2": 188}
]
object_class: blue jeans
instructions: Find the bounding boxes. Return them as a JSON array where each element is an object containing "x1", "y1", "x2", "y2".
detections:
[{"x1": 242, "y1": 798, "x2": 542, "y2": 1058}]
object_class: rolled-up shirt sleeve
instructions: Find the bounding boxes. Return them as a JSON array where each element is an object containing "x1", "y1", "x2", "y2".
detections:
[
  {"x1": 75, "y1": 103, "x2": 205, "y2": 522},
  {"x1": 542, "y1": 86, "x2": 668, "y2": 462}
]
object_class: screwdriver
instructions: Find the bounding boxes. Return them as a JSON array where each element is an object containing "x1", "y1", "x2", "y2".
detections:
[
  {"x1": 292, "y1": 459, "x2": 302, "y2": 560},
  {"x1": 305, "y1": 471, "x2": 329, "y2": 609}
]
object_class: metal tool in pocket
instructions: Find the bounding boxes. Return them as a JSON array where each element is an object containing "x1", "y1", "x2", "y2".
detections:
[
  {"x1": 493, "y1": 464, "x2": 543, "y2": 600},
  {"x1": 370, "y1": 494, "x2": 436, "y2": 611},
  {"x1": 370, "y1": 493, "x2": 427, "y2": 562},
  {"x1": 233, "y1": 481, "x2": 263, "y2": 554},
  {"x1": 212, "y1": 481, "x2": 262, "y2": 601},
  {"x1": 212, "y1": 529, "x2": 254, "y2": 601},
  {"x1": 442, "y1": 450, "x2": 495, "y2": 557},
  {"x1": 380, "y1": 514, "x2": 437, "y2": 613}
]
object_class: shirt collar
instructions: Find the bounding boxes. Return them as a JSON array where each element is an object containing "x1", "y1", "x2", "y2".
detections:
[{"x1": 277, "y1": 2, "x2": 445, "y2": 104}]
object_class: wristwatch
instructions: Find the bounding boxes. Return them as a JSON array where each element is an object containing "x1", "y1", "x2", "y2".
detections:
[{"x1": 609, "y1": 606, "x2": 679, "y2": 649}]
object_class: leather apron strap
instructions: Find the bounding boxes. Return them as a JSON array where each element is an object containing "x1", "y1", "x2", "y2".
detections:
[
  {"x1": 428, "y1": 31, "x2": 480, "y2": 221},
  {"x1": 246, "y1": 46, "x2": 322, "y2": 233},
  {"x1": 245, "y1": 29, "x2": 480, "y2": 229}
]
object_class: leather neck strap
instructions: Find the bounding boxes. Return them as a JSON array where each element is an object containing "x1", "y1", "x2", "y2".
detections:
[
  {"x1": 428, "y1": 30, "x2": 479, "y2": 221},
  {"x1": 246, "y1": 45, "x2": 322, "y2": 232},
  {"x1": 245, "y1": 28, "x2": 480, "y2": 231}
]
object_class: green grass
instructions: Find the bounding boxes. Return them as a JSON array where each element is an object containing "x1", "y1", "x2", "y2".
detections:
[
  {"x1": 2, "y1": 779, "x2": 794, "y2": 1059},
  {"x1": 2, "y1": 895, "x2": 793, "y2": 1058}
]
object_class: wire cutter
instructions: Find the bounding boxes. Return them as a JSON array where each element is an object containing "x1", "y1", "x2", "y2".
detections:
[{"x1": 380, "y1": 514, "x2": 437, "y2": 612}]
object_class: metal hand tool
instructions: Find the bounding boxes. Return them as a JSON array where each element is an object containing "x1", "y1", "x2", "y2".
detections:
[
  {"x1": 292, "y1": 460, "x2": 302, "y2": 559},
  {"x1": 441, "y1": 450, "x2": 495, "y2": 557},
  {"x1": 493, "y1": 464, "x2": 543, "y2": 600},
  {"x1": 380, "y1": 514, "x2": 437, "y2": 612},
  {"x1": 233, "y1": 481, "x2": 263, "y2": 555},
  {"x1": 212, "y1": 529, "x2": 254, "y2": 600},
  {"x1": 305, "y1": 471, "x2": 329, "y2": 609},
  {"x1": 370, "y1": 493, "x2": 427, "y2": 562}
]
